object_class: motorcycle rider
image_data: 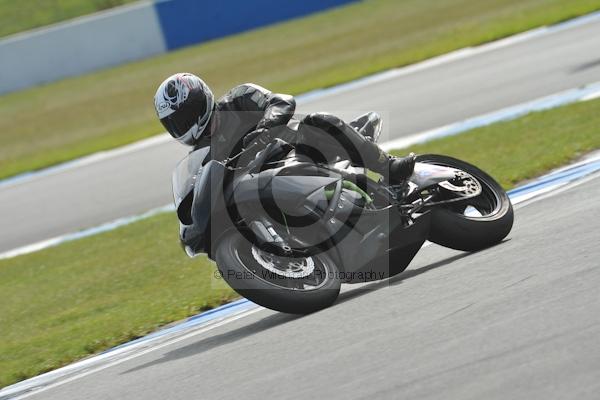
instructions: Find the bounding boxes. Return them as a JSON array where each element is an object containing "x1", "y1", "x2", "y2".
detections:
[{"x1": 153, "y1": 73, "x2": 416, "y2": 183}]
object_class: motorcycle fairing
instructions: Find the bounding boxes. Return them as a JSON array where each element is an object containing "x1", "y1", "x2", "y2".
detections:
[
  {"x1": 233, "y1": 161, "x2": 431, "y2": 282},
  {"x1": 180, "y1": 160, "x2": 228, "y2": 256},
  {"x1": 233, "y1": 172, "x2": 337, "y2": 217},
  {"x1": 172, "y1": 146, "x2": 211, "y2": 213},
  {"x1": 319, "y1": 185, "x2": 431, "y2": 282},
  {"x1": 178, "y1": 149, "x2": 432, "y2": 275}
]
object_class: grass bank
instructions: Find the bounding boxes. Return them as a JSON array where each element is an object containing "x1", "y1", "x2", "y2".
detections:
[
  {"x1": 0, "y1": 0, "x2": 138, "y2": 38},
  {"x1": 1, "y1": 97, "x2": 600, "y2": 388},
  {"x1": 0, "y1": 212, "x2": 236, "y2": 387},
  {"x1": 392, "y1": 98, "x2": 600, "y2": 189},
  {"x1": 1, "y1": 0, "x2": 600, "y2": 179}
]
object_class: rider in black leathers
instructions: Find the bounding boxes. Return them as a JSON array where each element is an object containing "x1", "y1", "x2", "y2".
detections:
[{"x1": 154, "y1": 73, "x2": 415, "y2": 182}]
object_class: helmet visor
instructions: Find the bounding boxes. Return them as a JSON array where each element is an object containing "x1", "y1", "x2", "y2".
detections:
[{"x1": 160, "y1": 101, "x2": 204, "y2": 139}]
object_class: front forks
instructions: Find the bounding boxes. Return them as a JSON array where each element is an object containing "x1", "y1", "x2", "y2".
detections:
[{"x1": 248, "y1": 220, "x2": 294, "y2": 256}]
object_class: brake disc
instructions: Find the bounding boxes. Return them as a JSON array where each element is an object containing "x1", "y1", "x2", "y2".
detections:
[
  {"x1": 438, "y1": 171, "x2": 482, "y2": 197},
  {"x1": 251, "y1": 246, "x2": 315, "y2": 278}
]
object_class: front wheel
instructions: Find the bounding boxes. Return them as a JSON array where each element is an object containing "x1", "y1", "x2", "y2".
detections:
[
  {"x1": 214, "y1": 230, "x2": 341, "y2": 314},
  {"x1": 417, "y1": 154, "x2": 514, "y2": 252}
]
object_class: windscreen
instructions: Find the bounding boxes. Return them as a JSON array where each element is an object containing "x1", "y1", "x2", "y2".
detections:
[{"x1": 172, "y1": 147, "x2": 210, "y2": 209}]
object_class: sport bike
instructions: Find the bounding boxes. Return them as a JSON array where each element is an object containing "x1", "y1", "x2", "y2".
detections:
[{"x1": 172, "y1": 120, "x2": 513, "y2": 314}]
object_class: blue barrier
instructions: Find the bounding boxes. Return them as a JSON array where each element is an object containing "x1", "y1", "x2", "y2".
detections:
[{"x1": 155, "y1": 0, "x2": 359, "y2": 50}]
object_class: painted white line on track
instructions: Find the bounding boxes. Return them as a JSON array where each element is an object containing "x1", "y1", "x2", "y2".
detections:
[
  {"x1": 294, "y1": 9, "x2": 600, "y2": 104},
  {"x1": 0, "y1": 307, "x2": 264, "y2": 400},
  {"x1": 2, "y1": 152, "x2": 600, "y2": 400},
  {"x1": 0, "y1": 204, "x2": 174, "y2": 260},
  {"x1": 514, "y1": 171, "x2": 600, "y2": 210},
  {"x1": 295, "y1": 28, "x2": 548, "y2": 104},
  {"x1": 0, "y1": 134, "x2": 171, "y2": 190},
  {"x1": 2, "y1": 9, "x2": 600, "y2": 190},
  {"x1": 582, "y1": 91, "x2": 600, "y2": 102},
  {"x1": 380, "y1": 82, "x2": 600, "y2": 151}
]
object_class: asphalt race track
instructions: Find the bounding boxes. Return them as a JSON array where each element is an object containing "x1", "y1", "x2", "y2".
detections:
[
  {"x1": 2, "y1": 16, "x2": 600, "y2": 252},
  {"x1": 15, "y1": 171, "x2": 600, "y2": 400}
]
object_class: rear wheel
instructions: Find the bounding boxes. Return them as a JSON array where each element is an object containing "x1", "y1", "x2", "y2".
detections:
[
  {"x1": 215, "y1": 230, "x2": 341, "y2": 314},
  {"x1": 417, "y1": 154, "x2": 514, "y2": 251}
]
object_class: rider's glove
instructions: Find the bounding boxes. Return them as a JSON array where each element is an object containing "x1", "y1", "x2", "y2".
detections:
[{"x1": 243, "y1": 128, "x2": 271, "y2": 148}]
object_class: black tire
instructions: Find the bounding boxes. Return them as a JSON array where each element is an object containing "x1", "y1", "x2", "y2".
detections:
[
  {"x1": 214, "y1": 230, "x2": 341, "y2": 314},
  {"x1": 417, "y1": 154, "x2": 514, "y2": 252}
]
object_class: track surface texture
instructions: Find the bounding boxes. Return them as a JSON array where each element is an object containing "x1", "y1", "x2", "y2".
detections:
[
  {"x1": 2, "y1": 17, "x2": 600, "y2": 252},
  {"x1": 19, "y1": 173, "x2": 600, "y2": 400}
]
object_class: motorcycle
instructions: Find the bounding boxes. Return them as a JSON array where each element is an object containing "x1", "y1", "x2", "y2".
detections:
[{"x1": 172, "y1": 118, "x2": 513, "y2": 314}]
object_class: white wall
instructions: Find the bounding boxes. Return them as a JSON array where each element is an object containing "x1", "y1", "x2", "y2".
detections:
[{"x1": 0, "y1": 2, "x2": 166, "y2": 94}]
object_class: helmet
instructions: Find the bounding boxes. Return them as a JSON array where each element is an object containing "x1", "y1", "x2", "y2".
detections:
[{"x1": 154, "y1": 73, "x2": 214, "y2": 145}]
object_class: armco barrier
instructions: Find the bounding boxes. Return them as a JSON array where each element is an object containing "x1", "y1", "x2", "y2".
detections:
[
  {"x1": 0, "y1": 0, "x2": 358, "y2": 95},
  {"x1": 0, "y1": 2, "x2": 166, "y2": 94}
]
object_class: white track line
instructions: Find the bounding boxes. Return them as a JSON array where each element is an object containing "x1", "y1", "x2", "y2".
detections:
[
  {"x1": 0, "y1": 204, "x2": 173, "y2": 260},
  {"x1": 0, "y1": 134, "x2": 171, "y2": 190},
  {"x1": 380, "y1": 82, "x2": 600, "y2": 151},
  {"x1": 0, "y1": 307, "x2": 264, "y2": 400}
]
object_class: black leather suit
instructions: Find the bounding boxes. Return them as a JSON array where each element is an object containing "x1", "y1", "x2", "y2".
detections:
[{"x1": 194, "y1": 83, "x2": 388, "y2": 171}]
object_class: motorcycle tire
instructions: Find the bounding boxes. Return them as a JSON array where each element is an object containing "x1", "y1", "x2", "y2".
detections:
[
  {"x1": 417, "y1": 154, "x2": 514, "y2": 252},
  {"x1": 215, "y1": 230, "x2": 341, "y2": 314}
]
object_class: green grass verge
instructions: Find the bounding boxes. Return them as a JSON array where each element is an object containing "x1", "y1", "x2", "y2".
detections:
[
  {"x1": 0, "y1": 0, "x2": 139, "y2": 38},
  {"x1": 1, "y1": 0, "x2": 600, "y2": 180},
  {"x1": 1, "y1": 97, "x2": 600, "y2": 388},
  {"x1": 0, "y1": 212, "x2": 236, "y2": 388},
  {"x1": 393, "y1": 98, "x2": 600, "y2": 189}
]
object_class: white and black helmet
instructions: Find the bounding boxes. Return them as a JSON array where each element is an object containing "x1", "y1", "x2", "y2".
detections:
[{"x1": 154, "y1": 73, "x2": 214, "y2": 145}]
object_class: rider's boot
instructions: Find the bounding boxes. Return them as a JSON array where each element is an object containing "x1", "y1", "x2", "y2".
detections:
[
  {"x1": 372, "y1": 151, "x2": 417, "y2": 185},
  {"x1": 388, "y1": 153, "x2": 417, "y2": 184}
]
